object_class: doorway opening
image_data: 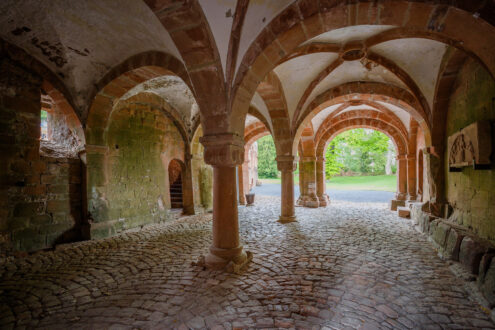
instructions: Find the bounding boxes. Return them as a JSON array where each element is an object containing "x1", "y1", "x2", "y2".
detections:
[{"x1": 169, "y1": 159, "x2": 183, "y2": 209}]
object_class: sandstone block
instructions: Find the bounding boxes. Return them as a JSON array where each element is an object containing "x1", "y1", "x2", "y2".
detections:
[
  {"x1": 478, "y1": 254, "x2": 495, "y2": 307},
  {"x1": 445, "y1": 228, "x2": 464, "y2": 261},
  {"x1": 432, "y1": 221, "x2": 451, "y2": 249},
  {"x1": 459, "y1": 236, "x2": 487, "y2": 274},
  {"x1": 397, "y1": 207, "x2": 410, "y2": 218}
]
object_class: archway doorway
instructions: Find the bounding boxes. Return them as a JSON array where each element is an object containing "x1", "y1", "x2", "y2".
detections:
[
  {"x1": 322, "y1": 128, "x2": 399, "y2": 203},
  {"x1": 169, "y1": 159, "x2": 183, "y2": 209}
]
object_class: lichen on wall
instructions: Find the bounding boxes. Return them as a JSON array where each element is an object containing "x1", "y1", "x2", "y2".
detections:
[
  {"x1": 191, "y1": 125, "x2": 213, "y2": 211},
  {"x1": 89, "y1": 102, "x2": 185, "y2": 239},
  {"x1": 445, "y1": 58, "x2": 495, "y2": 241}
]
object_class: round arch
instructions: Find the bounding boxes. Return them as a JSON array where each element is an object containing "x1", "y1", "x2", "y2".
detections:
[
  {"x1": 230, "y1": 1, "x2": 495, "y2": 137},
  {"x1": 316, "y1": 118, "x2": 408, "y2": 159}
]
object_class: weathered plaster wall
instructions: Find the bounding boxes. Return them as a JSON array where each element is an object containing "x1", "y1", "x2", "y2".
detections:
[
  {"x1": 0, "y1": 59, "x2": 84, "y2": 253},
  {"x1": 88, "y1": 103, "x2": 185, "y2": 239},
  {"x1": 445, "y1": 58, "x2": 495, "y2": 241}
]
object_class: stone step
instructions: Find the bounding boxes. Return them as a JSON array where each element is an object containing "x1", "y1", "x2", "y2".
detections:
[{"x1": 397, "y1": 206, "x2": 411, "y2": 219}]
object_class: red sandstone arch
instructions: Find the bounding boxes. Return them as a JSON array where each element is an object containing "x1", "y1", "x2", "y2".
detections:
[
  {"x1": 1, "y1": 39, "x2": 79, "y2": 120},
  {"x1": 144, "y1": 1, "x2": 229, "y2": 134},
  {"x1": 85, "y1": 52, "x2": 192, "y2": 146},
  {"x1": 247, "y1": 105, "x2": 273, "y2": 135},
  {"x1": 256, "y1": 71, "x2": 292, "y2": 155},
  {"x1": 316, "y1": 118, "x2": 408, "y2": 158},
  {"x1": 299, "y1": 122, "x2": 316, "y2": 157},
  {"x1": 315, "y1": 109, "x2": 409, "y2": 147},
  {"x1": 293, "y1": 81, "x2": 430, "y2": 154},
  {"x1": 285, "y1": 51, "x2": 430, "y2": 130},
  {"x1": 244, "y1": 122, "x2": 270, "y2": 147},
  {"x1": 230, "y1": 1, "x2": 495, "y2": 136},
  {"x1": 42, "y1": 80, "x2": 86, "y2": 146}
]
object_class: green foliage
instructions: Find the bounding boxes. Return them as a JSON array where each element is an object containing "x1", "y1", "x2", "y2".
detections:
[
  {"x1": 325, "y1": 142, "x2": 343, "y2": 179},
  {"x1": 325, "y1": 129, "x2": 394, "y2": 178},
  {"x1": 257, "y1": 135, "x2": 278, "y2": 178}
]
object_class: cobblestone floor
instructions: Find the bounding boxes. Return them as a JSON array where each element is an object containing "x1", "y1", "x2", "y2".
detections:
[{"x1": 1, "y1": 196, "x2": 494, "y2": 329}]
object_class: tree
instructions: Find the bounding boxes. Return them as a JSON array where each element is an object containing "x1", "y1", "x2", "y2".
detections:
[
  {"x1": 324, "y1": 129, "x2": 393, "y2": 177},
  {"x1": 257, "y1": 135, "x2": 278, "y2": 178}
]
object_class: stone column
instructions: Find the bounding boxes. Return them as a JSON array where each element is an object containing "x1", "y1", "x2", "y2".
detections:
[
  {"x1": 237, "y1": 163, "x2": 246, "y2": 205},
  {"x1": 277, "y1": 155, "x2": 297, "y2": 223},
  {"x1": 316, "y1": 156, "x2": 330, "y2": 207},
  {"x1": 396, "y1": 154, "x2": 408, "y2": 201},
  {"x1": 424, "y1": 146, "x2": 446, "y2": 217},
  {"x1": 297, "y1": 156, "x2": 319, "y2": 208},
  {"x1": 182, "y1": 153, "x2": 195, "y2": 215},
  {"x1": 199, "y1": 133, "x2": 252, "y2": 272},
  {"x1": 407, "y1": 154, "x2": 417, "y2": 201}
]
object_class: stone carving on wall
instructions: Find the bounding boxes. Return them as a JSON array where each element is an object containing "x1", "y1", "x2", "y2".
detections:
[{"x1": 448, "y1": 120, "x2": 492, "y2": 171}]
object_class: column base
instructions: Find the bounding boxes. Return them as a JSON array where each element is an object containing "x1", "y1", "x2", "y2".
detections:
[
  {"x1": 193, "y1": 245, "x2": 253, "y2": 274},
  {"x1": 390, "y1": 199, "x2": 406, "y2": 211},
  {"x1": 296, "y1": 195, "x2": 319, "y2": 208},
  {"x1": 318, "y1": 194, "x2": 330, "y2": 207},
  {"x1": 278, "y1": 215, "x2": 297, "y2": 223}
]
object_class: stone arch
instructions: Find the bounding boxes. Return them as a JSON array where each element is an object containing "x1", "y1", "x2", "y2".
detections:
[
  {"x1": 315, "y1": 109, "x2": 409, "y2": 148},
  {"x1": 293, "y1": 82, "x2": 428, "y2": 155},
  {"x1": 256, "y1": 71, "x2": 292, "y2": 156},
  {"x1": 282, "y1": 51, "x2": 430, "y2": 131},
  {"x1": 316, "y1": 118, "x2": 408, "y2": 159},
  {"x1": 0, "y1": 39, "x2": 79, "y2": 119},
  {"x1": 41, "y1": 80, "x2": 86, "y2": 152},
  {"x1": 230, "y1": 1, "x2": 495, "y2": 137},
  {"x1": 112, "y1": 92, "x2": 189, "y2": 145},
  {"x1": 144, "y1": 1, "x2": 228, "y2": 134},
  {"x1": 85, "y1": 51, "x2": 190, "y2": 146}
]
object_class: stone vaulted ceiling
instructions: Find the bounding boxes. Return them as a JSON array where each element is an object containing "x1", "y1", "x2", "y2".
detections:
[{"x1": 1, "y1": 0, "x2": 491, "y2": 146}]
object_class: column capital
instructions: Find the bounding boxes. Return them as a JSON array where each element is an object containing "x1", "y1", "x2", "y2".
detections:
[
  {"x1": 396, "y1": 154, "x2": 407, "y2": 161},
  {"x1": 276, "y1": 155, "x2": 298, "y2": 172},
  {"x1": 200, "y1": 133, "x2": 244, "y2": 167},
  {"x1": 316, "y1": 156, "x2": 326, "y2": 163}
]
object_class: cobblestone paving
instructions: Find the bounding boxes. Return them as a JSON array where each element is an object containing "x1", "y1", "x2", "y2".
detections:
[{"x1": 1, "y1": 196, "x2": 494, "y2": 329}]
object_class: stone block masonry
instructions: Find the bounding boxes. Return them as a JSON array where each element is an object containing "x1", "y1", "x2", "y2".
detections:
[
  {"x1": 88, "y1": 103, "x2": 186, "y2": 239},
  {"x1": 0, "y1": 59, "x2": 84, "y2": 253}
]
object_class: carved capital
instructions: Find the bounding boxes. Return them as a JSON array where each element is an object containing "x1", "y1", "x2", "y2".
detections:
[
  {"x1": 276, "y1": 155, "x2": 298, "y2": 172},
  {"x1": 316, "y1": 156, "x2": 326, "y2": 163},
  {"x1": 396, "y1": 154, "x2": 407, "y2": 161},
  {"x1": 200, "y1": 133, "x2": 244, "y2": 167}
]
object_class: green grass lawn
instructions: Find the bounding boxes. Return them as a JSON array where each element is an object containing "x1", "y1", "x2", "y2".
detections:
[
  {"x1": 260, "y1": 175, "x2": 396, "y2": 192},
  {"x1": 326, "y1": 175, "x2": 396, "y2": 191}
]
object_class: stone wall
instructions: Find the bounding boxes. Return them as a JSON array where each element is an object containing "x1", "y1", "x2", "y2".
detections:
[
  {"x1": 445, "y1": 58, "x2": 495, "y2": 241},
  {"x1": 88, "y1": 103, "x2": 185, "y2": 239},
  {"x1": 191, "y1": 126, "x2": 213, "y2": 211},
  {"x1": 0, "y1": 59, "x2": 85, "y2": 253}
]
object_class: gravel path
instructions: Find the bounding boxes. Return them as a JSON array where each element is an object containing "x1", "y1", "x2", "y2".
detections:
[{"x1": 252, "y1": 183, "x2": 395, "y2": 203}]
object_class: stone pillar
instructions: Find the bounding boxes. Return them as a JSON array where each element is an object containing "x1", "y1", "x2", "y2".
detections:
[
  {"x1": 277, "y1": 155, "x2": 297, "y2": 223},
  {"x1": 396, "y1": 154, "x2": 407, "y2": 201},
  {"x1": 297, "y1": 156, "x2": 319, "y2": 208},
  {"x1": 424, "y1": 147, "x2": 446, "y2": 217},
  {"x1": 407, "y1": 154, "x2": 417, "y2": 201},
  {"x1": 198, "y1": 133, "x2": 252, "y2": 272},
  {"x1": 182, "y1": 153, "x2": 195, "y2": 215},
  {"x1": 237, "y1": 163, "x2": 246, "y2": 205},
  {"x1": 316, "y1": 156, "x2": 330, "y2": 207}
]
